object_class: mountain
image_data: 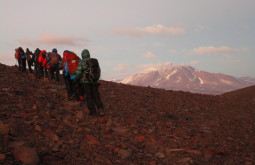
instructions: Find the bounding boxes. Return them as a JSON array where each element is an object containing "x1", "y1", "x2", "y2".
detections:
[
  {"x1": 1, "y1": 63, "x2": 255, "y2": 164},
  {"x1": 121, "y1": 64, "x2": 255, "y2": 94}
]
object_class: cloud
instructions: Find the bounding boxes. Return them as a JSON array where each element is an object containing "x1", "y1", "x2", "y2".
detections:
[
  {"x1": 191, "y1": 46, "x2": 249, "y2": 55},
  {"x1": 136, "y1": 61, "x2": 200, "y2": 73},
  {"x1": 153, "y1": 42, "x2": 164, "y2": 47},
  {"x1": 113, "y1": 24, "x2": 185, "y2": 37},
  {"x1": 112, "y1": 27, "x2": 143, "y2": 37},
  {"x1": 137, "y1": 62, "x2": 176, "y2": 73},
  {"x1": 139, "y1": 24, "x2": 185, "y2": 35},
  {"x1": 168, "y1": 50, "x2": 179, "y2": 54},
  {"x1": 113, "y1": 64, "x2": 129, "y2": 72},
  {"x1": 19, "y1": 33, "x2": 88, "y2": 47},
  {"x1": 185, "y1": 60, "x2": 199, "y2": 66},
  {"x1": 143, "y1": 51, "x2": 156, "y2": 59}
]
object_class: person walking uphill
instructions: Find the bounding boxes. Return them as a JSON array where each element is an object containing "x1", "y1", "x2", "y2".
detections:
[
  {"x1": 15, "y1": 47, "x2": 22, "y2": 71},
  {"x1": 48, "y1": 48, "x2": 62, "y2": 83},
  {"x1": 75, "y1": 49, "x2": 104, "y2": 116},
  {"x1": 26, "y1": 48, "x2": 34, "y2": 73}
]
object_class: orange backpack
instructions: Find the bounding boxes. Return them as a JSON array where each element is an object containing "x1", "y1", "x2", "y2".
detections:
[
  {"x1": 67, "y1": 52, "x2": 80, "y2": 75},
  {"x1": 50, "y1": 52, "x2": 59, "y2": 65}
]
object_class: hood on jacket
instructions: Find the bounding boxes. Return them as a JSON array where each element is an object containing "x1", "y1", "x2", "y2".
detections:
[{"x1": 81, "y1": 49, "x2": 90, "y2": 59}]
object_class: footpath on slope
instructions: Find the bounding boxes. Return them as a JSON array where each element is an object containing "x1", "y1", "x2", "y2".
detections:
[{"x1": 0, "y1": 63, "x2": 255, "y2": 165}]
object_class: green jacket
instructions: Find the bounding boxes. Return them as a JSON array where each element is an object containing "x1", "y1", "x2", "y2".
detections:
[{"x1": 75, "y1": 49, "x2": 91, "y2": 83}]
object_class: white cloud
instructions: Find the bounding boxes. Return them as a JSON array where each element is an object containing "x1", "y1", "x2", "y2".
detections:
[
  {"x1": 139, "y1": 24, "x2": 185, "y2": 35},
  {"x1": 168, "y1": 50, "x2": 179, "y2": 54},
  {"x1": 153, "y1": 42, "x2": 164, "y2": 47},
  {"x1": 137, "y1": 62, "x2": 175, "y2": 72},
  {"x1": 113, "y1": 64, "x2": 129, "y2": 72},
  {"x1": 136, "y1": 61, "x2": 199, "y2": 73},
  {"x1": 191, "y1": 46, "x2": 249, "y2": 55},
  {"x1": 185, "y1": 60, "x2": 199, "y2": 66},
  {"x1": 143, "y1": 51, "x2": 156, "y2": 58},
  {"x1": 19, "y1": 33, "x2": 88, "y2": 47},
  {"x1": 113, "y1": 24, "x2": 186, "y2": 37}
]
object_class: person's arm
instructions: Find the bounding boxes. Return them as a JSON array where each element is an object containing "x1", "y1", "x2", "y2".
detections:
[
  {"x1": 58, "y1": 54, "x2": 62, "y2": 61},
  {"x1": 75, "y1": 61, "x2": 86, "y2": 81}
]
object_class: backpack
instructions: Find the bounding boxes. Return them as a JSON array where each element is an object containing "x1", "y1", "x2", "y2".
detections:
[
  {"x1": 15, "y1": 47, "x2": 23, "y2": 59},
  {"x1": 26, "y1": 51, "x2": 32, "y2": 61},
  {"x1": 85, "y1": 58, "x2": 101, "y2": 82},
  {"x1": 50, "y1": 52, "x2": 59, "y2": 65},
  {"x1": 38, "y1": 50, "x2": 46, "y2": 63},
  {"x1": 15, "y1": 51, "x2": 20, "y2": 59},
  {"x1": 67, "y1": 52, "x2": 80, "y2": 75},
  {"x1": 34, "y1": 49, "x2": 41, "y2": 63}
]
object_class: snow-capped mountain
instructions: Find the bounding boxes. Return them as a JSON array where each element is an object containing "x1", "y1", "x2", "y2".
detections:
[{"x1": 121, "y1": 64, "x2": 255, "y2": 94}]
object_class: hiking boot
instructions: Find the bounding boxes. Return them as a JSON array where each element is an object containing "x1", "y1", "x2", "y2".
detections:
[
  {"x1": 98, "y1": 108, "x2": 104, "y2": 116},
  {"x1": 80, "y1": 96, "x2": 85, "y2": 100},
  {"x1": 89, "y1": 110, "x2": 98, "y2": 117}
]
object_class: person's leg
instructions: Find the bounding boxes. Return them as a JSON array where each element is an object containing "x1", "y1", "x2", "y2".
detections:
[
  {"x1": 44, "y1": 67, "x2": 48, "y2": 79},
  {"x1": 91, "y1": 82, "x2": 104, "y2": 115},
  {"x1": 50, "y1": 66, "x2": 55, "y2": 80},
  {"x1": 56, "y1": 65, "x2": 60, "y2": 82},
  {"x1": 83, "y1": 83, "x2": 97, "y2": 116},
  {"x1": 22, "y1": 59, "x2": 26, "y2": 72},
  {"x1": 39, "y1": 64, "x2": 44, "y2": 78},
  {"x1": 78, "y1": 82, "x2": 85, "y2": 101},
  {"x1": 28, "y1": 61, "x2": 32, "y2": 73},
  {"x1": 67, "y1": 78, "x2": 72, "y2": 100},
  {"x1": 34, "y1": 62, "x2": 38, "y2": 77},
  {"x1": 91, "y1": 83, "x2": 103, "y2": 109},
  {"x1": 18, "y1": 59, "x2": 22, "y2": 71}
]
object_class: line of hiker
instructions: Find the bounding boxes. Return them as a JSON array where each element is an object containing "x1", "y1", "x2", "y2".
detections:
[{"x1": 14, "y1": 47, "x2": 104, "y2": 117}]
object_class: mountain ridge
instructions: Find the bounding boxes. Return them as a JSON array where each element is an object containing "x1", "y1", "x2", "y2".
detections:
[{"x1": 121, "y1": 65, "x2": 255, "y2": 94}]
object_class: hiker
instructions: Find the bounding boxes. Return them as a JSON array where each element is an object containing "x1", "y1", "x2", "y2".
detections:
[
  {"x1": 15, "y1": 47, "x2": 22, "y2": 71},
  {"x1": 48, "y1": 48, "x2": 62, "y2": 83},
  {"x1": 33, "y1": 48, "x2": 41, "y2": 78},
  {"x1": 64, "y1": 51, "x2": 80, "y2": 101},
  {"x1": 16, "y1": 47, "x2": 26, "y2": 72},
  {"x1": 42, "y1": 52, "x2": 50, "y2": 80},
  {"x1": 75, "y1": 49, "x2": 104, "y2": 116},
  {"x1": 62, "y1": 50, "x2": 72, "y2": 99},
  {"x1": 26, "y1": 48, "x2": 34, "y2": 73},
  {"x1": 37, "y1": 50, "x2": 47, "y2": 79}
]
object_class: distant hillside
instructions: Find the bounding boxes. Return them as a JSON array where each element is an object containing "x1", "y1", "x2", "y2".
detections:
[
  {"x1": 0, "y1": 63, "x2": 255, "y2": 164},
  {"x1": 121, "y1": 64, "x2": 255, "y2": 95}
]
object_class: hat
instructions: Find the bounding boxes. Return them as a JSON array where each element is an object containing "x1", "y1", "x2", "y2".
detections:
[{"x1": 52, "y1": 48, "x2": 57, "y2": 52}]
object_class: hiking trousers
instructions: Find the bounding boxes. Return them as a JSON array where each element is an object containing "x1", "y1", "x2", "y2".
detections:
[
  {"x1": 38, "y1": 63, "x2": 44, "y2": 79},
  {"x1": 17, "y1": 58, "x2": 22, "y2": 71},
  {"x1": 27, "y1": 60, "x2": 33, "y2": 73},
  {"x1": 82, "y1": 83, "x2": 103, "y2": 113},
  {"x1": 50, "y1": 64, "x2": 60, "y2": 82},
  {"x1": 21, "y1": 58, "x2": 26, "y2": 72},
  {"x1": 34, "y1": 62, "x2": 39, "y2": 77}
]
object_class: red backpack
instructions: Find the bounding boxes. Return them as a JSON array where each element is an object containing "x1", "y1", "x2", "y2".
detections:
[
  {"x1": 15, "y1": 47, "x2": 21, "y2": 59},
  {"x1": 67, "y1": 52, "x2": 80, "y2": 75},
  {"x1": 50, "y1": 52, "x2": 59, "y2": 65},
  {"x1": 15, "y1": 51, "x2": 20, "y2": 59},
  {"x1": 38, "y1": 50, "x2": 46, "y2": 63}
]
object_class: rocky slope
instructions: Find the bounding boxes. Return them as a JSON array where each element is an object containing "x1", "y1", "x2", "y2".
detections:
[
  {"x1": 0, "y1": 63, "x2": 255, "y2": 165},
  {"x1": 121, "y1": 64, "x2": 255, "y2": 95}
]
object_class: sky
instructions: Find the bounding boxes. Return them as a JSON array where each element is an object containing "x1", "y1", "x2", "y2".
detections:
[{"x1": 0, "y1": 0, "x2": 254, "y2": 80}]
